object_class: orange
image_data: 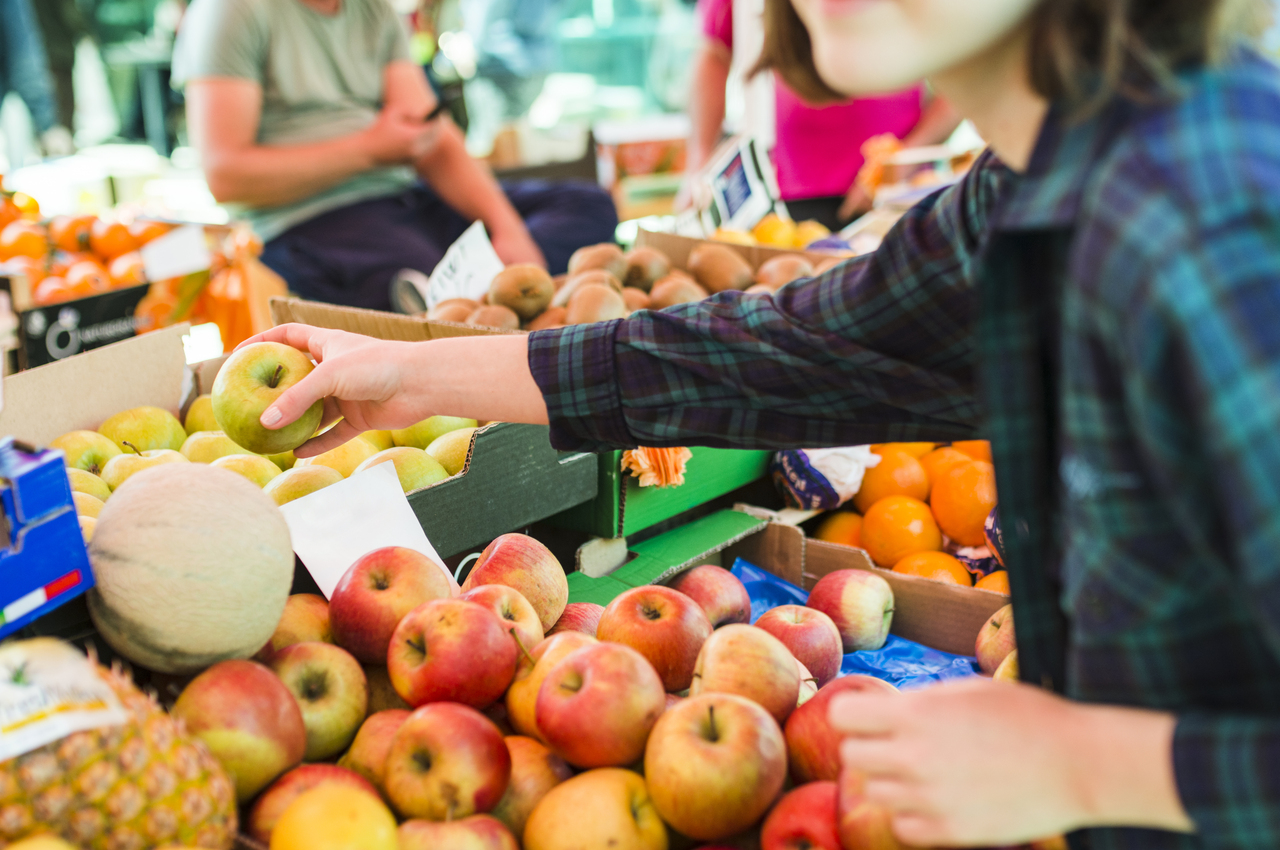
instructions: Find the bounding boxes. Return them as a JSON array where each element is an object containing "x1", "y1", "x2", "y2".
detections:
[
  {"x1": 65, "y1": 260, "x2": 111, "y2": 297},
  {"x1": 852, "y1": 447, "x2": 931, "y2": 514},
  {"x1": 860, "y1": 495, "x2": 942, "y2": 567},
  {"x1": 975, "y1": 570, "x2": 1010, "y2": 595},
  {"x1": 133, "y1": 290, "x2": 177, "y2": 334},
  {"x1": 128, "y1": 218, "x2": 172, "y2": 246},
  {"x1": 5, "y1": 254, "x2": 45, "y2": 286},
  {"x1": 0, "y1": 196, "x2": 20, "y2": 231},
  {"x1": 89, "y1": 219, "x2": 137, "y2": 261},
  {"x1": 872, "y1": 442, "x2": 936, "y2": 459},
  {"x1": 32, "y1": 276, "x2": 72, "y2": 306},
  {"x1": 108, "y1": 251, "x2": 146, "y2": 288},
  {"x1": 268, "y1": 783, "x2": 397, "y2": 850},
  {"x1": 815, "y1": 511, "x2": 862, "y2": 548},
  {"x1": 919, "y1": 446, "x2": 973, "y2": 488},
  {"x1": 930, "y1": 460, "x2": 998, "y2": 546},
  {"x1": 48, "y1": 214, "x2": 94, "y2": 253},
  {"x1": 951, "y1": 440, "x2": 993, "y2": 463},
  {"x1": 892, "y1": 551, "x2": 973, "y2": 586},
  {"x1": 0, "y1": 220, "x2": 48, "y2": 260}
]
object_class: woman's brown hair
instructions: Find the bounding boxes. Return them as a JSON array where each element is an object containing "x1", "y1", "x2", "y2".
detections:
[{"x1": 755, "y1": 0, "x2": 1270, "y2": 109}]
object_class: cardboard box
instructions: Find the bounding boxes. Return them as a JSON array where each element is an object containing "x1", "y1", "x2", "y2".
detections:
[
  {"x1": 4, "y1": 275, "x2": 152, "y2": 370},
  {"x1": 267, "y1": 297, "x2": 598, "y2": 557},
  {"x1": 633, "y1": 228, "x2": 852, "y2": 273},
  {"x1": 568, "y1": 509, "x2": 1007, "y2": 657}
]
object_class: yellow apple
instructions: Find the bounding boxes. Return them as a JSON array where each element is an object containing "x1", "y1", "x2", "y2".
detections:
[
  {"x1": 425, "y1": 427, "x2": 478, "y2": 476},
  {"x1": 101, "y1": 449, "x2": 188, "y2": 491},
  {"x1": 72, "y1": 491, "x2": 104, "y2": 518},
  {"x1": 184, "y1": 394, "x2": 219, "y2": 433},
  {"x1": 361, "y1": 430, "x2": 396, "y2": 452},
  {"x1": 392, "y1": 416, "x2": 478, "y2": 450},
  {"x1": 264, "y1": 465, "x2": 344, "y2": 506},
  {"x1": 50, "y1": 430, "x2": 120, "y2": 475},
  {"x1": 295, "y1": 436, "x2": 378, "y2": 478},
  {"x1": 98, "y1": 405, "x2": 187, "y2": 453},
  {"x1": 66, "y1": 467, "x2": 111, "y2": 502},
  {"x1": 181, "y1": 430, "x2": 254, "y2": 463},
  {"x1": 353, "y1": 447, "x2": 448, "y2": 493},
  {"x1": 212, "y1": 454, "x2": 283, "y2": 488}
]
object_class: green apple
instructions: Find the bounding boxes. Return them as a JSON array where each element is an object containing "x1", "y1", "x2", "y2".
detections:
[
  {"x1": 424, "y1": 427, "x2": 477, "y2": 476},
  {"x1": 66, "y1": 467, "x2": 112, "y2": 502},
  {"x1": 98, "y1": 406, "x2": 187, "y2": 453},
  {"x1": 294, "y1": 437, "x2": 377, "y2": 478},
  {"x1": 101, "y1": 449, "x2": 189, "y2": 491},
  {"x1": 72, "y1": 491, "x2": 104, "y2": 518},
  {"x1": 79, "y1": 516, "x2": 95, "y2": 542},
  {"x1": 267, "y1": 450, "x2": 296, "y2": 471},
  {"x1": 211, "y1": 342, "x2": 324, "y2": 455},
  {"x1": 361, "y1": 431, "x2": 396, "y2": 452},
  {"x1": 391, "y1": 416, "x2": 478, "y2": 450},
  {"x1": 185, "y1": 394, "x2": 220, "y2": 433},
  {"x1": 212, "y1": 454, "x2": 283, "y2": 488},
  {"x1": 181, "y1": 431, "x2": 254, "y2": 464},
  {"x1": 263, "y1": 465, "x2": 344, "y2": 506},
  {"x1": 50, "y1": 430, "x2": 121, "y2": 475},
  {"x1": 353, "y1": 447, "x2": 449, "y2": 493}
]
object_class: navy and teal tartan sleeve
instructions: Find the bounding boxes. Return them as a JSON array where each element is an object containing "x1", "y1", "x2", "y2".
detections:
[{"x1": 527, "y1": 151, "x2": 1013, "y2": 453}]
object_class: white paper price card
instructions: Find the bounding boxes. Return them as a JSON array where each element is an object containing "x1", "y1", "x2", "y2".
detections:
[
  {"x1": 423, "y1": 219, "x2": 505, "y2": 309},
  {"x1": 280, "y1": 462, "x2": 452, "y2": 598},
  {"x1": 139, "y1": 224, "x2": 213, "y2": 282}
]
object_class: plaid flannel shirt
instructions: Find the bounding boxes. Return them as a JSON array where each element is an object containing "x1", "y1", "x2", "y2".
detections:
[{"x1": 529, "y1": 51, "x2": 1280, "y2": 850}]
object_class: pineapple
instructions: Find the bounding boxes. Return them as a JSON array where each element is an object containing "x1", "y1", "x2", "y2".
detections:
[{"x1": 0, "y1": 639, "x2": 237, "y2": 850}]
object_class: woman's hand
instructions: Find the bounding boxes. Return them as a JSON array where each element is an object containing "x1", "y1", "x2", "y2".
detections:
[
  {"x1": 829, "y1": 676, "x2": 1191, "y2": 847},
  {"x1": 243, "y1": 324, "x2": 436, "y2": 456}
]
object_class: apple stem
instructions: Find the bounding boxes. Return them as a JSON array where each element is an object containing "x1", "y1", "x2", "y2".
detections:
[
  {"x1": 511, "y1": 629, "x2": 536, "y2": 666},
  {"x1": 121, "y1": 441, "x2": 141, "y2": 456},
  {"x1": 707, "y1": 704, "x2": 719, "y2": 742},
  {"x1": 268, "y1": 364, "x2": 284, "y2": 389}
]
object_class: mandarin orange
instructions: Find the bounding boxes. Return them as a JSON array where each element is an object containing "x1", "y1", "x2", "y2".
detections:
[
  {"x1": 89, "y1": 219, "x2": 137, "y2": 260},
  {"x1": 918, "y1": 447, "x2": 973, "y2": 489},
  {"x1": 852, "y1": 447, "x2": 931, "y2": 513},
  {"x1": 49, "y1": 214, "x2": 94, "y2": 252},
  {"x1": 65, "y1": 259, "x2": 111, "y2": 297},
  {"x1": 975, "y1": 570, "x2": 1010, "y2": 595},
  {"x1": 32, "y1": 275, "x2": 72, "y2": 306},
  {"x1": 891, "y1": 551, "x2": 973, "y2": 586},
  {"x1": 951, "y1": 440, "x2": 993, "y2": 463},
  {"x1": 128, "y1": 218, "x2": 172, "y2": 245},
  {"x1": 0, "y1": 220, "x2": 48, "y2": 260},
  {"x1": 930, "y1": 460, "x2": 998, "y2": 546},
  {"x1": 860, "y1": 495, "x2": 942, "y2": 567},
  {"x1": 108, "y1": 251, "x2": 146, "y2": 287},
  {"x1": 871, "y1": 442, "x2": 937, "y2": 459},
  {"x1": 814, "y1": 511, "x2": 862, "y2": 548}
]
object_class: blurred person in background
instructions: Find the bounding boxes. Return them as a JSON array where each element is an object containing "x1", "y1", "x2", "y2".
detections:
[
  {"x1": 684, "y1": 0, "x2": 960, "y2": 228},
  {"x1": 0, "y1": 0, "x2": 75, "y2": 158},
  {"x1": 32, "y1": 0, "x2": 92, "y2": 136},
  {"x1": 172, "y1": 0, "x2": 617, "y2": 312}
]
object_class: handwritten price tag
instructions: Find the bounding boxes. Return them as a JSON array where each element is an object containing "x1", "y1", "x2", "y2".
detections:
[{"x1": 422, "y1": 220, "x2": 505, "y2": 309}]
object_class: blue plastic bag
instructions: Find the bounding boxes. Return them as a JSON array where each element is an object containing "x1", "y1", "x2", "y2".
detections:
[{"x1": 730, "y1": 558, "x2": 979, "y2": 690}]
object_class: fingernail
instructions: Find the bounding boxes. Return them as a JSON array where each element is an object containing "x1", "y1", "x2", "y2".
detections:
[{"x1": 261, "y1": 407, "x2": 283, "y2": 427}]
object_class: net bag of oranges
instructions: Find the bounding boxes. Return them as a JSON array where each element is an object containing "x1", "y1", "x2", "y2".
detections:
[{"x1": 770, "y1": 445, "x2": 882, "y2": 510}]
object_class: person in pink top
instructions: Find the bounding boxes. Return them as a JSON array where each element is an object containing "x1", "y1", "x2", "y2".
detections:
[{"x1": 687, "y1": 0, "x2": 961, "y2": 227}]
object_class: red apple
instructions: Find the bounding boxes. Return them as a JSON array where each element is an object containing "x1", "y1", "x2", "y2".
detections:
[
  {"x1": 597, "y1": 585, "x2": 713, "y2": 691},
  {"x1": 462, "y1": 533, "x2": 568, "y2": 632},
  {"x1": 461, "y1": 583, "x2": 546, "y2": 653},
  {"x1": 547, "y1": 602, "x2": 605, "y2": 637},
  {"x1": 246, "y1": 763, "x2": 380, "y2": 845},
  {"x1": 796, "y1": 658, "x2": 819, "y2": 706},
  {"x1": 270, "y1": 641, "x2": 368, "y2": 761},
  {"x1": 690, "y1": 624, "x2": 801, "y2": 725},
  {"x1": 338, "y1": 709, "x2": 411, "y2": 795},
  {"x1": 365, "y1": 663, "x2": 411, "y2": 712},
  {"x1": 535, "y1": 642, "x2": 665, "y2": 768},
  {"x1": 644, "y1": 693, "x2": 787, "y2": 841},
  {"x1": 755, "y1": 604, "x2": 843, "y2": 687},
  {"x1": 838, "y1": 766, "x2": 916, "y2": 850},
  {"x1": 255, "y1": 593, "x2": 332, "y2": 663},
  {"x1": 807, "y1": 569, "x2": 895, "y2": 651},
  {"x1": 785, "y1": 674, "x2": 898, "y2": 783},
  {"x1": 976, "y1": 603, "x2": 1016, "y2": 674},
  {"x1": 384, "y1": 702, "x2": 512, "y2": 820},
  {"x1": 171, "y1": 659, "x2": 307, "y2": 802},
  {"x1": 330, "y1": 546, "x2": 455, "y2": 663},
  {"x1": 491, "y1": 735, "x2": 573, "y2": 837},
  {"x1": 522, "y1": 768, "x2": 668, "y2": 850},
  {"x1": 668, "y1": 565, "x2": 752, "y2": 627},
  {"x1": 762, "y1": 781, "x2": 841, "y2": 850},
  {"x1": 664, "y1": 692, "x2": 685, "y2": 710},
  {"x1": 399, "y1": 815, "x2": 519, "y2": 850},
  {"x1": 505, "y1": 632, "x2": 597, "y2": 740},
  {"x1": 387, "y1": 598, "x2": 518, "y2": 708}
]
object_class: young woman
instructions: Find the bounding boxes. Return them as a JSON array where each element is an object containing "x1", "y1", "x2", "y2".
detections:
[{"x1": 247, "y1": 1, "x2": 1276, "y2": 847}]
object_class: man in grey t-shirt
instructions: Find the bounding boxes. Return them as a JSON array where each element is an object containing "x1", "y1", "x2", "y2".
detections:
[{"x1": 172, "y1": 0, "x2": 616, "y2": 311}]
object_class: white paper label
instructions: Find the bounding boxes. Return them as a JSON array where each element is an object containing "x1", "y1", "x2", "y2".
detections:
[
  {"x1": 0, "y1": 640, "x2": 128, "y2": 762},
  {"x1": 279, "y1": 462, "x2": 451, "y2": 597},
  {"x1": 139, "y1": 224, "x2": 213, "y2": 282},
  {"x1": 424, "y1": 220, "x2": 505, "y2": 310}
]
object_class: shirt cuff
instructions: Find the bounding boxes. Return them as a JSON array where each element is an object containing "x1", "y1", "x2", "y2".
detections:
[
  {"x1": 1173, "y1": 713, "x2": 1280, "y2": 847},
  {"x1": 527, "y1": 322, "x2": 636, "y2": 452}
]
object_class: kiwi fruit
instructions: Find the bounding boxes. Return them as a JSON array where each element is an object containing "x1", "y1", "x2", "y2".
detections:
[
  {"x1": 552, "y1": 269, "x2": 624, "y2": 308},
  {"x1": 552, "y1": 273, "x2": 569, "y2": 290},
  {"x1": 745, "y1": 283, "x2": 776, "y2": 295},
  {"x1": 466, "y1": 304, "x2": 521, "y2": 331},
  {"x1": 565, "y1": 283, "x2": 628, "y2": 325},
  {"x1": 621, "y1": 287, "x2": 651, "y2": 311},
  {"x1": 755, "y1": 255, "x2": 815, "y2": 290},
  {"x1": 526, "y1": 306, "x2": 568, "y2": 330},
  {"x1": 622, "y1": 247, "x2": 671, "y2": 292},
  {"x1": 490, "y1": 264, "x2": 555, "y2": 321},
  {"x1": 813, "y1": 255, "x2": 847, "y2": 275},
  {"x1": 688, "y1": 243, "x2": 754, "y2": 293},
  {"x1": 649, "y1": 278, "x2": 710, "y2": 309},
  {"x1": 567, "y1": 243, "x2": 627, "y2": 280},
  {"x1": 428, "y1": 298, "x2": 479, "y2": 322}
]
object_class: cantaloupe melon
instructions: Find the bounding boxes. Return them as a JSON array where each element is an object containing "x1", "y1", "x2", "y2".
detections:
[{"x1": 87, "y1": 463, "x2": 294, "y2": 674}]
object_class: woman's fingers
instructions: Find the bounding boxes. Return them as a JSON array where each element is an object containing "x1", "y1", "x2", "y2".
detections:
[
  {"x1": 295, "y1": 418, "x2": 364, "y2": 457},
  {"x1": 237, "y1": 323, "x2": 334, "y2": 358},
  {"x1": 839, "y1": 738, "x2": 915, "y2": 780},
  {"x1": 261, "y1": 361, "x2": 338, "y2": 430},
  {"x1": 828, "y1": 690, "x2": 900, "y2": 736}
]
